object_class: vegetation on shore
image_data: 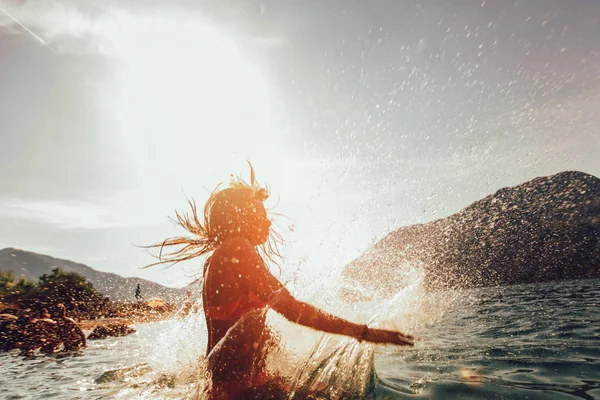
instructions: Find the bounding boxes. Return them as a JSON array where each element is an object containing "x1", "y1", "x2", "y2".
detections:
[{"x1": 0, "y1": 268, "x2": 176, "y2": 322}]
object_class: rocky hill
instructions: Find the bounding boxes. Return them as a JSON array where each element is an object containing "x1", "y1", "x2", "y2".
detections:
[
  {"x1": 0, "y1": 248, "x2": 184, "y2": 302},
  {"x1": 343, "y1": 171, "x2": 600, "y2": 298}
]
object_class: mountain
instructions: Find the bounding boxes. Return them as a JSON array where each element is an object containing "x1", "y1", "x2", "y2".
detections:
[
  {"x1": 0, "y1": 248, "x2": 185, "y2": 302},
  {"x1": 342, "y1": 171, "x2": 600, "y2": 298}
]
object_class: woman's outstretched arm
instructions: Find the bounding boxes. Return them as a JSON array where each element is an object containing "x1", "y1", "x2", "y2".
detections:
[
  {"x1": 270, "y1": 292, "x2": 414, "y2": 346},
  {"x1": 229, "y1": 237, "x2": 414, "y2": 346}
]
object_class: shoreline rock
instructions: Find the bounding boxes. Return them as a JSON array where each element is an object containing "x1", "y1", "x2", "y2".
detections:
[
  {"x1": 87, "y1": 323, "x2": 136, "y2": 340},
  {"x1": 343, "y1": 171, "x2": 600, "y2": 297}
]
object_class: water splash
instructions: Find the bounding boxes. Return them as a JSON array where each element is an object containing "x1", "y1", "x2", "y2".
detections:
[{"x1": 100, "y1": 258, "x2": 472, "y2": 399}]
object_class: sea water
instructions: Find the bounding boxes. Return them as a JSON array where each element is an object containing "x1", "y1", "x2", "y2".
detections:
[{"x1": 0, "y1": 278, "x2": 598, "y2": 399}]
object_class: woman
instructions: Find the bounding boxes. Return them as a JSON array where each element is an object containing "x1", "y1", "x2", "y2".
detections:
[{"x1": 149, "y1": 168, "x2": 414, "y2": 398}]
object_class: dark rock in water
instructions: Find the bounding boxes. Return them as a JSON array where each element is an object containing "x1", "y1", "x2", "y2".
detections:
[
  {"x1": 1, "y1": 313, "x2": 90, "y2": 354},
  {"x1": 343, "y1": 171, "x2": 600, "y2": 297},
  {"x1": 0, "y1": 314, "x2": 18, "y2": 322},
  {"x1": 87, "y1": 324, "x2": 136, "y2": 340},
  {"x1": 0, "y1": 314, "x2": 19, "y2": 351},
  {"x1": 95, "y1": 363, "x2": 152, "y2": 384}
]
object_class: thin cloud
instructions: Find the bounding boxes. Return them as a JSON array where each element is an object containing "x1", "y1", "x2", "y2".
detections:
[
  {"x1": 0, "y1": 197, "x2": 123, "y2": 230},
  {"x1": 0, "y1": 193, "x2": 171, "y2": 231}
]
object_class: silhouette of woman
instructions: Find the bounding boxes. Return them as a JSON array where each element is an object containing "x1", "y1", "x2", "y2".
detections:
[{"x1": 148, "y1": 165, "x2": 414, "y2": 398}]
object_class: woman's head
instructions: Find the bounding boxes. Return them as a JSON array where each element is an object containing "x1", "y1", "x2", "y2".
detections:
[
  {"x1": 145, "y1": 164, "x2": 282, "y2": 267},
  {"x1": 205, "y1": 184, "x2": 271, "y2": 246}
]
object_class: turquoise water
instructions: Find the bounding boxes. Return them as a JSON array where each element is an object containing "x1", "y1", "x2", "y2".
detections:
[
  {"x1": 376, "y1": 279, "x2": 600, "y2": 399},
  {"x1": 1, "y1": 278, "x2": 598, "y2": 399}
]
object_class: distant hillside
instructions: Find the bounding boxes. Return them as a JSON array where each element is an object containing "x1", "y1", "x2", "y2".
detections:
[
  {"x1": 0, "y1": 248, "x2": 185, "y2": 302},
  {"x1": 343, "y1": 171, "x2": 600, "y2": 298}
]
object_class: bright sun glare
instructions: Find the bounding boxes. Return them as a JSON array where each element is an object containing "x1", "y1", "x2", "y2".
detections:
[{"x1": 104, "y1": 13, "x2": 276, "y2": 185}]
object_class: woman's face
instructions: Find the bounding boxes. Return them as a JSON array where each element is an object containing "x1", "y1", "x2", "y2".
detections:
[{"x1": 248, "y1": 203, "x2": 271, "y2": 246}]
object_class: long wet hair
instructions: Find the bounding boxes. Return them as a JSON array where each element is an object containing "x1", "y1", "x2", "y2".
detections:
[{"x1": 144, "y1": 164, "x2": 283, "y2": 269}]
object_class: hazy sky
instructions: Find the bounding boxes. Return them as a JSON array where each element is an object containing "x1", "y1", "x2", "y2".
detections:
[{"x1": 1, "y1": 0, "x2": 599, "y2": 287}]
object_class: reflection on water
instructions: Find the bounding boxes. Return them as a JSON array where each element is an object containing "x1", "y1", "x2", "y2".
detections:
[{"x1": 0, "y1": 278, "x2": 598, "y2": 399}]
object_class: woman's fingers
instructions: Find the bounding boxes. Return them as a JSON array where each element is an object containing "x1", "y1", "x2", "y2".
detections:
[
  {"x1": 365, "y1": 328, "x2": 415, "y2": 346},
  {"x1": 395, "y1": 333, "x2": 414, "y2": 346}
]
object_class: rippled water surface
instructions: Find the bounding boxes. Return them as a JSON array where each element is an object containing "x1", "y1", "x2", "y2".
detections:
[{"x1": 1, "y1": 278, "x2": 599, "y2": 399}]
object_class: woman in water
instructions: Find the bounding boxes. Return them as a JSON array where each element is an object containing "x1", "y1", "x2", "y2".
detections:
[{"x1": 149, "y1": 167, "x2": 414, "y2": 398}]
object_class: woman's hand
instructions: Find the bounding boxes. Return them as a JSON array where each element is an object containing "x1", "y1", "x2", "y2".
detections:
[{"x1": 360, "y1": 325, "x2": 415, "y2": 346}]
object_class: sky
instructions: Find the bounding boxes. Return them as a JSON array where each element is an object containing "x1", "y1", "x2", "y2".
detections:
[{"x1": 1, "y1": 0, "x2": 599, "y2": 288}]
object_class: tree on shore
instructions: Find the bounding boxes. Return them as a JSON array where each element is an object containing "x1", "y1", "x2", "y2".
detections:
[
  {"x1": 134, "y1": 283, "x2": 142, "y2": 302},
  {"x1": 0, "y1": 271, "x2": 35, "y2": 297},
  {"x1": 38, "y1": 268, "x2": 108, "y2": 318},
  {"x1": 0, "y1": 271, "x2": 16, "y2": 295},
  {"x1": 2, "y1": 268, "x2": 109, "y2": 319}
]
